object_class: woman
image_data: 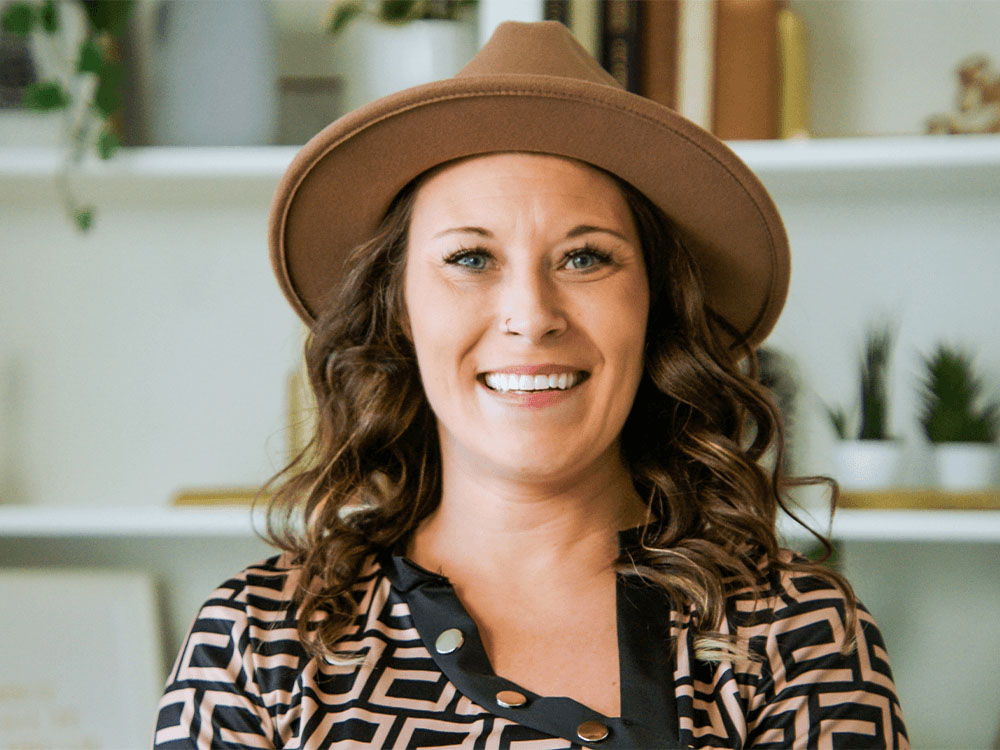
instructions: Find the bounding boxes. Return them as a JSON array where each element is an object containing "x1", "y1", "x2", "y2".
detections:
[{"x1": 155, "y1": 22, "x2": 908, "y2": 749}]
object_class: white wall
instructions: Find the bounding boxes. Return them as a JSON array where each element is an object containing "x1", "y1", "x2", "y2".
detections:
[
  {"x1": 0, "y1": 175, "x2": 300, "y2": 507},
  {"x1": 790, "y1": 0, "x2": 1000, "y2": 137}
]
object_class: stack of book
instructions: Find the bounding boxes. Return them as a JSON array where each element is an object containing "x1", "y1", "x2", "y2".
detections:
[{"x1": 544, "y1": 0, "x2": 810, "y2": 141}]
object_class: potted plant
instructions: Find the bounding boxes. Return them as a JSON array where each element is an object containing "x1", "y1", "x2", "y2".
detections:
[
  {"x1": 324, "y1": 0, "x2": 478, "y2": 113},
  {"x1": 1, "y1": 0, "x2": 132, "y2": 231},
  {"x1": 825, "y1": 323, "x2": 904, "y2": 490},
  {"x1": 917, "y1": 343, "x2": 999, "y2": 490}
]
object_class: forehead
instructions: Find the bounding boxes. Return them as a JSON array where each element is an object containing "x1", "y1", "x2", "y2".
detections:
[{"x1": 409, "y1": 152, "x2": 632, "y2": 225}]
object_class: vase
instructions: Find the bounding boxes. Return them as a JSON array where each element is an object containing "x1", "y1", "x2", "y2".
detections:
[
  {"x1": 141, "y1": 0, "x2": 278, "y2": 146},
  {"x1": 335, "y1": 17, "x2": 478, "y2": 114},
  {"x1": 933, "y1": 443, "x2": 1000, "y2": 490},
  {"x1": 832, "y1": 439, "x2": 905, "y2": 491}
]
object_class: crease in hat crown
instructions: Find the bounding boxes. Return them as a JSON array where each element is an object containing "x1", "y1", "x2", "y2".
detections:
[
  {"x1": 268, "y1": 19, "x2": 790, "y2": 351},
  {"x1": 455, "y1": 21, "x2": 622, "y2": 88}
]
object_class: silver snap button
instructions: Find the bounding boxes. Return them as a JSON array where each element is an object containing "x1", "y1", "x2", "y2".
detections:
[
  {"x1": 434, "y1": 628, "x2": 464, "y2": 654},
  {"x1": 495, "y1": 689, "x2": 527, "y2": 708},
  {"x1": 577, "y1": 720, "x2": 609, "y2": 743}
]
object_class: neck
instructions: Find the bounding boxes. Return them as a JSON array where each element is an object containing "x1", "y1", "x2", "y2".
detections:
[{"x1": 407, "y1": 444, "x2": 649, "y2": 587}]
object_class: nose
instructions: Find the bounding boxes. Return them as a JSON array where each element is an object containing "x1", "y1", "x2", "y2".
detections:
[{"x1": 500, "y1": 270, "x2": 568, "y2": 341}]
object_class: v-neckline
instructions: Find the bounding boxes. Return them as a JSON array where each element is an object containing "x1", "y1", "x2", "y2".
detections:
[{"x1": 380, "y1": 526, "x2": 681, "y2": 748}]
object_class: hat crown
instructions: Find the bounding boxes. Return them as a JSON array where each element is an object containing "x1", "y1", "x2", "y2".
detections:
[{"x1": 456, "y1": 21, "x2": 622, "y2": 89}]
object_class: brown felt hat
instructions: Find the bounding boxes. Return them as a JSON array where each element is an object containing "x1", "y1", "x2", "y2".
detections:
[{"x1": 268, "y1": 20, "x2": 790, "y2": 348}]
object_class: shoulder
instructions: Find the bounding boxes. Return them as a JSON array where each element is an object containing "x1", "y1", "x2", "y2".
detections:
[
  {"x1": 728, "y1": 550, "x2": 909, "y2": 747},
  {"x1": 197, "y1": 551, "x2": 305, "y2": 622}
]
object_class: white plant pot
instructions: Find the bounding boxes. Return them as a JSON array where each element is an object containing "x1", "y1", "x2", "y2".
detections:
[
  {"x1": 832, "y1": 440, "x2": 905, "y2": 491},
  {"x1": 337, "y1": 18, "x2": 478, "y2": 113},
  {"x1": 933, "y1": 443, "x2": 1000, "y2": 490}
]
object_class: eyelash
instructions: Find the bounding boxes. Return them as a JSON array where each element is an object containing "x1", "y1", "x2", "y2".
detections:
[{"x1": 443, "y1": 244, "x2": 614, "y2": 271}]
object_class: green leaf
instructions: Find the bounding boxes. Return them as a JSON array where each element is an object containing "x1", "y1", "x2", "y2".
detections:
[
  {"x1": 40, "y1": 0, "x2": 59, "y2": 32},
  {"x1": 918, "y1": 343, "x2": 1000, "y2": 442},
  {"x1": 824, "y1": 404, "x2": 850, "y2": 440},
  {"x1": 1, "y1": 3, "x2": 35, "y2": 35},
  {"x1": 23, "y1": 80, "x2": 71, "y2": 111},
  {"x1": 379, "y1": 0, "x2": 418, "y2": 23},
  {"x1": 77, "y1": 38, "x2": 103, "y2": 75},
  {"x1": 93, "y1": 62, "x2": 124, "y2": 117},
  {"x1": 97, "y1": 126, "x2": 121, "y2": 160},
  {"x1": 328, "y1": 3, "x2": 362, "y2": 34},
  {"x1": 81, "y1": 0, "x2": 134, "y2": 36},
  {"x1": 75, "y1": 207, "x2": 95, "y2": 232},
  {"x1": 858, "y1": 323, "x2": 894, "y2": 439}
]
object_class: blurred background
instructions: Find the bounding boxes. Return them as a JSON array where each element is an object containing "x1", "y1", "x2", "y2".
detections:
[{"x1": 1, "y1": 0, "x2": 998, "y2": 746}]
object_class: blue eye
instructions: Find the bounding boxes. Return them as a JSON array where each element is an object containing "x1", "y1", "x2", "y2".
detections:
[
  {"x1": 444, "y1": 248, "x2": 490, "y2": 270},
  {"x1": 565, "y1": 247, "x2": 612, "y2": 270}
]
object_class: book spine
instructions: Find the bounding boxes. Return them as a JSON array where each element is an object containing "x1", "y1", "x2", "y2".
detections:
[
  {"x1": 676, "y1": 0, "x2": 717, "y2": 129},
  {"x1": 712, "y1": 0, "x2": 782, "y2": 140},
  {"x1": 600, "y1": 0, "x2": 643, "y2": 93},
  {"x1": 543, "y1": 0, "x2": 571, "y2": 24},
  {"x1": 569, "y1": 0, "x2": 600, "y2": 58},
  {"x1": 778, "y1": 7, "x2": 811, "y2": 138},
  {"x1": 641, "y1": 0, "x2": 680, "y2": 109}
]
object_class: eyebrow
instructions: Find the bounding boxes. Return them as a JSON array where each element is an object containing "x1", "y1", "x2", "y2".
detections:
[{"x1": 431, "y1": 224, "x2": 628, "y2": 241}]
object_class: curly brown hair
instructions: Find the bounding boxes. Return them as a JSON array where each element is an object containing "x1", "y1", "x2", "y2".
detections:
[{"x1": 262, "y1": 160, "x2": 856, "y2": 664}]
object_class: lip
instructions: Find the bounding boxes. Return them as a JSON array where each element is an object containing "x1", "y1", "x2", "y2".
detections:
[{"x1": 478, "y1": 363, "x2": 588, "y2": 377}]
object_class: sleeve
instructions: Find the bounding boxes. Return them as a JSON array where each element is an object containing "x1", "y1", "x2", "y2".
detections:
[
  {"x1": 152, "y1": 570, "x2": 277, "y2": 750},
  {"x1": 745, "y1": 573, "x2": 909, "y2": 749}
]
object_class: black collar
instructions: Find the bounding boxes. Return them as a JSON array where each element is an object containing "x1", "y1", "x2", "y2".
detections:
[{"x1": 380, "y1": 526, "x2": 681, "y2": 748}]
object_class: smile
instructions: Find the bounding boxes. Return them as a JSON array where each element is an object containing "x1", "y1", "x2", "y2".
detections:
[{"x1": 480, "y1": 370, "x2": 589, "y2": 393}]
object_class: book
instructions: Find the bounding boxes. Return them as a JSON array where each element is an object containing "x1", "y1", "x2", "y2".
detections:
[
  {"x1": 676, "y1": 0, "x2": 717, "y2": 129},
  {"x1": 641, "y1": 0, "x2": 681, "y2": 109},
  {"x1": 711, "y1": 0, "x2": 782, "y2": 140},
  {"x1": 543, "y1": 0, "x2": 571, "y2": 24},
  {"x1": 569, "y1": 0, "x2": 601, "y2": 58},
  {"x1": 600, "y1": 0, "x2": 643, "y2": 93},
  {"x1": 777, "y1": 7, "x2": 811, "y2": 138}
]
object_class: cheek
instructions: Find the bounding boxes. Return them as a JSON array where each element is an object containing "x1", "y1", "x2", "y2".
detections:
[{"x1": 403, "y1": 267, "x2": 480, "y2": 387}]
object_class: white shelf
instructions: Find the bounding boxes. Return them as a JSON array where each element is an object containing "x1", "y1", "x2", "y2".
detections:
[
  {"x1": 0, "y1": 145, "x2": 299, "y2": 179},
  {"x1": 0, "y1": 505, "x2": 267, "y2": 538},
  {"x1": 1, "y1": 505, "x2": 997, "y2": 543},
  {"x1": 1, "y1": 134, "x2": 998, "y2": 182},
  {"x1": 729, "y1": 133, "x2": 1000, "y2": 173}
]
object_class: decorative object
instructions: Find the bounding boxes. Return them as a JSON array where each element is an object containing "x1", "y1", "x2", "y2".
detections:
[
  {"x1": 129, "y1": 0, "x2": 278, "y2": 147},
  {"x1": 837, "y1": 489, "x2": 1000, "y2": 511},
  {"x1": 826, "y1": 323, "x2": 904, "y2": 490},
  {"x1": 926, "y1": 53, "x2": 1000, "y2": 135},
  {"x1": 0, "y1": 569, "x2": 162, "y2": 747},
  {"x1": 0, "y1": 0, "x2": 132, "y2": 230},
  {"x1": 917, "y1": 343, "x2": 999, "y2": 490},
  {"x1": 324, "y1": 0, "x2": 477, "y2": 113}
]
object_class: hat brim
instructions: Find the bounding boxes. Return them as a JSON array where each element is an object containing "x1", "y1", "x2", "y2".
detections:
[{"x1": 269, "y1": 74, "x2": 789, "y2": 349}]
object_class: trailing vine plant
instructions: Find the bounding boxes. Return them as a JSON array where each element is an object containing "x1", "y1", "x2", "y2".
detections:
[{"x1": 2, "y1": 0, "x2": 133, "y2": 231}]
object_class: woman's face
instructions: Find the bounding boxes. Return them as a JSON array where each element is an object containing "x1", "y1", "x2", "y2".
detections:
[{"x1": 403, "y1": 153, "x2": 649, "y2": 484}]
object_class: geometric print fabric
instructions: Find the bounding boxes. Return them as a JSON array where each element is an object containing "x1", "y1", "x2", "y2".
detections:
[{"x1": 154, "y1": 543, "x2": 908, "y2": 749}]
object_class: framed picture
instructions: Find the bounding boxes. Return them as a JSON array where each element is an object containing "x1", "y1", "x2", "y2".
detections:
[{"x1": 0, "y1": 569, "x2": 163, "y2": 748}]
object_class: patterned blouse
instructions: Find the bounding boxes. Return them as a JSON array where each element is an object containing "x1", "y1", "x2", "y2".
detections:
[{"x1": 154, "y1": 528, "x2": 908, "y2": 748}]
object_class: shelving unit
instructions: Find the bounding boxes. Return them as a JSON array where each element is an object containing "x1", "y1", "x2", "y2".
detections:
[
  {"x1": 3, "y1": 133, "x2": 999, "y2": 749},
  {"x1": 1, "y1": 503, "x2": 998, "y2": 543},
  {"x1": 4, "y1": 132, "x2": 999, "y2": 183}
]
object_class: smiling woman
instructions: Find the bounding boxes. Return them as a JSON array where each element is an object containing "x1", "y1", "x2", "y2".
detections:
[{"x1": 154, "y1": 21, "x2": 908, "y2": 750}]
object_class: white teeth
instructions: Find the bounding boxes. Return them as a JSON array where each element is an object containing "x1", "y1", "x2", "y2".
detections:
[{"x1": 483, "y1": 371, "x2": 581, "y2": 392}]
